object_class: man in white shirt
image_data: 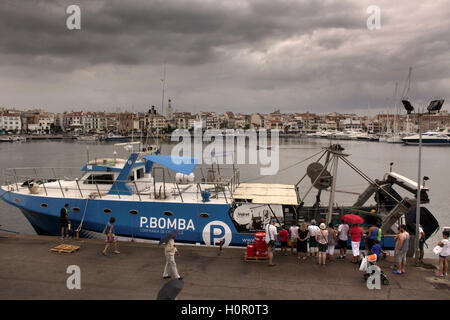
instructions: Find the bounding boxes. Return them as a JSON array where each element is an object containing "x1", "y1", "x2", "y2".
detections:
[
  {"x1": 307, "y1": 220, "x2": 320, "y2": 257},
  {"x1": 265, "y1": 219, "x2": 278, "y2": 266},
  {"x1": 337, "y1": 221, "x2": 349, "y2": 260},
  {"x1": 163, "y1": 235, "x2": 183, "y2": 280},
  {"x1": 289, "y1": 223, "x2": 299, "y2": 255}
]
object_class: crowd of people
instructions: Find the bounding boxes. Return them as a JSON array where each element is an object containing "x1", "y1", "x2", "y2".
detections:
[
  {"x1": 59, "y1": 203, "x2": 449, "y2": 279},
  {"x1": 266, "y1": 218, "x2": 449, "y2": 277}
]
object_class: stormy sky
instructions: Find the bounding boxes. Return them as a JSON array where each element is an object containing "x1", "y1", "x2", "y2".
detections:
[{"x1": 0, "y1": 0, "x2": 449, "y2": 115}]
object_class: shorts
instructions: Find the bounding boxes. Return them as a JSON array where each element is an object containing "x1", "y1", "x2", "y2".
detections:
[
  {"x1": 268, "y1": 241, "x2": 276, "y2": 253},
  {"x1": 106, "y1": 235, "x2": 117, "y2": 244},
  {"x1": 290, "y1": 237, "x2": 297, "y2": 245},
  {"x1": 439, "y1": 255, "x2": 448, "y2": 260},
  {"x1": 309, "y1": 237, "x2": 318, "y2": 248},
  {"x1": 419, "y1": 240, "x2": 425, "y2": 250},
  {"x1": 338, "y1": 239, "x2": 348, "y2": 249},
  {"x1": 318, "y1": 243, "x2": 327, "y2": 252},
  {"x1": 281, "y1": 241, "x2": 288, "y2": 248},
  {"x1": 351, "y1": 241, "x2": 360, "y2": 257},
  {"x1": 60, "y1": 220, "x2": 68, "y2": 228},
  {"x1": 395, "y1": 251, "x2": 407, "y2": 263},
  {"x1": 327, "y1": 245, "x2": 335, "y2": 255}
]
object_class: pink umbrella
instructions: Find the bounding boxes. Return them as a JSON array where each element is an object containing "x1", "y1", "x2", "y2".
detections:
[{"x1": 341, "y1": 214, "x2": 364, "y2": 225}]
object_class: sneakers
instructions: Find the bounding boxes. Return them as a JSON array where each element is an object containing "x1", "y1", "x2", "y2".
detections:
[
  {"x1": 163, "y1": 276, "x2": 171, "y2": 279},
  {"x1": 178, "y1": 277, "x2": 183, "y2": 280}
]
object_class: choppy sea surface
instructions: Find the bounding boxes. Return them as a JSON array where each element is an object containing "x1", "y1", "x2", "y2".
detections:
[{"x1": 0, "y1": 137, "x2": 448, "y2": 258}]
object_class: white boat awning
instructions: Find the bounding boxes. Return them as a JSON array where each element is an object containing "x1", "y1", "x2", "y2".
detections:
[{"x1": 233, "y1": 183, "x2": 299, "y2": 205}]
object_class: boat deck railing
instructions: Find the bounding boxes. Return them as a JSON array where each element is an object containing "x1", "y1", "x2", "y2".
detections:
[{"x1": 3, "y1": 166, "x2": 240, "y2": 204}]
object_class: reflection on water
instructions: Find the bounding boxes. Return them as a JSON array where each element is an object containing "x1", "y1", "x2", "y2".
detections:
[{"x1": 0, "y1": 138, "x2": 449, "y2": 258}]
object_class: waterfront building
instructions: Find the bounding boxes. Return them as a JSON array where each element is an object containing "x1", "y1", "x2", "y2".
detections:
[
  {"x1": 63, "y1": 111, "x2": 84, "y2": 133},
  {"x1": 0, "y1": 111, "x2": 22, "y2": 133}
]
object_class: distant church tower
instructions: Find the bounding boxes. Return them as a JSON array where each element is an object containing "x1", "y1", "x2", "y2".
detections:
[{"x1": 167, "y1": 98, "x2": 173, "y2": 120}]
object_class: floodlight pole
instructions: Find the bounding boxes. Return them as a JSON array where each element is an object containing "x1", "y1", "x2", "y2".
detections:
[{"x1": 414, "y1": 111, "x2": 422, "y2": 266}]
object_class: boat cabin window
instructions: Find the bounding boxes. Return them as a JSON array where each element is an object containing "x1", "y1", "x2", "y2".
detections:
[
  {"x1": 128, "y1": 168, "x2": 144, "y2": 181},
  {"x1": 84, "y1": 174, "x2": 115, "y2": 185},
  {"x1": 136, "y1": 168, "x2": 144, "y2": 179}
]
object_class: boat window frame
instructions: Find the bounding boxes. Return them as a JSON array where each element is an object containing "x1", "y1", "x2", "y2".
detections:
[
  {"x1": 83, "y1": 173, "x2": 115, "y2": 185},
  {"x1": 199, "y1": 212, "x2": 210, "y2": 218},
  {"x1": 103, "y1": 208, "x2": 112, "y2": 214},
  {"x1": 163, "y1": 211, "x2": 174, "y2": 217}
]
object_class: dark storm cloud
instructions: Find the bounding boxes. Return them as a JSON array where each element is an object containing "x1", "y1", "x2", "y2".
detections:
[
  {"x1": 0, "y1": 0, "x2": 363, "y2": 67},
  {"x1": 0, "y1": 0, "x2": 448, "y2": 113}
]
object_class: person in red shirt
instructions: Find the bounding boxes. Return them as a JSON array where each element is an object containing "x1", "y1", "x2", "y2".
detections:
[
  {"x1": 348, "y1": 224, "x2": 363, "y2": 264},
  {"x1": 279, "y1": 225, "x2": 289, "y2": 256}
]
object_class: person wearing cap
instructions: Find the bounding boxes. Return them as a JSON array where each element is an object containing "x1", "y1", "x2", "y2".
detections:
[
  {"x1": 308, "y1": 220, "x2": 320, "y2": 257},
  {"x1": 265, "y1": 219, "x2": 278, "y2": 267},
  {"x1": 316, "y1": 223, "x2": 329, "y2": 265}
]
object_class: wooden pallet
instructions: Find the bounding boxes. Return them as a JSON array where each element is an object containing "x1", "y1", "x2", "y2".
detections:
[
  {"x1": 244, "y1": 253, "x2": 269, "y2": 262},
  {"x1": 50, "y1": 244, "x2": 80, "y2": 254}
]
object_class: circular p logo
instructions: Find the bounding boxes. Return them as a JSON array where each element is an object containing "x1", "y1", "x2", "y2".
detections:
[{"x1": 202, "y1": 221, "x2": 232, "y2": 246}]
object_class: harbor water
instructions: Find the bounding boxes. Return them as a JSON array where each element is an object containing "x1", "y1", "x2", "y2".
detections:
[{"x1": 0, "y1": 138, "x2": 449, "y2": 258}]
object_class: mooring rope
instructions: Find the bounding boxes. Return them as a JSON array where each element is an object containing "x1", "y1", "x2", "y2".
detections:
[{"x1": 75, "y1": 198, "x2": 89, "y2": 234}]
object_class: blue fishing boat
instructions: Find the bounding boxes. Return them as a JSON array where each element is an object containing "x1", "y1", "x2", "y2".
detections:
[{"x1": 0, "y1": 144, "x2": 439, "y2": 250}]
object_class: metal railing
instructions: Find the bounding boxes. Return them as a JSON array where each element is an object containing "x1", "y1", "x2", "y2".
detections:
[{"x1": 3, "y1": 166, "x2": 240, "y2": 204}]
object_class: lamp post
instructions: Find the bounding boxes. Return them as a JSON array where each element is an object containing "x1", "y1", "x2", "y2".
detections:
[{"x1": 401, "y1": 99, "x2": 444, "y2": 265}]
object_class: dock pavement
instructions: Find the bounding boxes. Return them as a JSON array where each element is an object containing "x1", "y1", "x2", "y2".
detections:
[{"x1": 0, "y1": 233, "x2": 448, "y2": 300}]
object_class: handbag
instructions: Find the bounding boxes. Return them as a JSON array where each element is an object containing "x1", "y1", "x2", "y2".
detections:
[{"x1": 433, "y1": 245, "x2": 442, "y2": 255}]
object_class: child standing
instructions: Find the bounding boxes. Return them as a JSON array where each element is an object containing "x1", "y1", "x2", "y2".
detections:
[{"x1": 436, "y1": 231, "x2": 450, "y2": 277}]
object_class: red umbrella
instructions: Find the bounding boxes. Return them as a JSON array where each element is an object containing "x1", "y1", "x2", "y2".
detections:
[{"x1": 341, "y1": 214, "x2": 364, "y2": 225}]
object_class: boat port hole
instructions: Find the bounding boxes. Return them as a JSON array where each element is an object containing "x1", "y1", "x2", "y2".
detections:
[
  {"x1": 72, "y1": 207, "x2": 80, "y2": 213},
  {"x1": 40, "y1": 203, "x2": 48, "y2": 208},
  {"x1": 199, "y1": 212, "x2": 210, "y2": 218},
  {"x1": 103, "y1": 208, "x2": 112, "y2": 214},
  {"x1": 129, "y1": 210, "x2": 138, "y2": 215},
  {"x1": 164, "y1": 211, "x2": 173, "y2": 217}
]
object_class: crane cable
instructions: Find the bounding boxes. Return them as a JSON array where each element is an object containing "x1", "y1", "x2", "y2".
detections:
[{"x1": 240, "y1": 149, "x2": 326, "y2": 183}]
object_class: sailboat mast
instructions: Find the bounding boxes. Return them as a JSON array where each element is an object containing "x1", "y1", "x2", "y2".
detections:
[
  {"x1": 393, "y1": 82, "x2": 398, "y2": 133},
  {"x1": 161, "y1": 63, "x2": 166, "y2": 117}
]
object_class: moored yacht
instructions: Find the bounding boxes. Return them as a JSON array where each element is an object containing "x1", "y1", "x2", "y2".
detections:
[{"x1": 402, "y1": 131, "x2": 450, "y2": 145}]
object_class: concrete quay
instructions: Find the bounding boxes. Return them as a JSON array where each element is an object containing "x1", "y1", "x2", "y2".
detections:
[{"x1": 0, "y1": 233, "x2": 448, "y2": 300}]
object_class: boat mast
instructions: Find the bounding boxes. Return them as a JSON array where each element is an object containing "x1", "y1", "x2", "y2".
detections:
[
  {"x1": 393, "y1": 82, "x2": 398, "y2": 133},
  {"x1": 161, "y1": 63, "x2": 166, "y2": 118},
  {"x1": 403, "y1": 67, "x2": 413, "y2": 132}
]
